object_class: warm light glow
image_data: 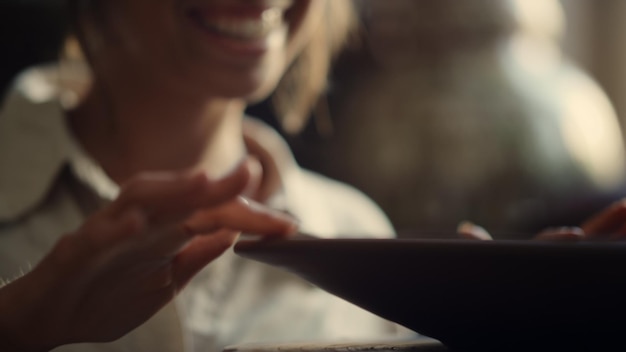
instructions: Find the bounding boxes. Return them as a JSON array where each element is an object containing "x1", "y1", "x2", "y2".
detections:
[
  {"x1": 559, "y1": 66, "x2": 626, "y2": 190},
  {"x1": 510, "y1": 0, "x2": 564, "y2": 40}
]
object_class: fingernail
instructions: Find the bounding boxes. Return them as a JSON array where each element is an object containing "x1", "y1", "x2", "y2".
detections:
[
  {"x1": 286, "y1": 221, "x2": 300, "y2": 235},
  {"x1": 279, "y1": 211, "x2": 300, "y2": 235},
  {"x1": 536, "y1": 227, "x2": 585, "y2": 241},
  {"x1": 190, "y1": 170, "x2": 211, "y2": 188},
  {"x1": 556, "y1": 227, "x2": 584, "y2": 236},
  {"x1": 283, "y1": 215, "x2": 300, "y2": 234},
  {"x1": 457, "y1": 221, "x2": 492, "y2": 240}
]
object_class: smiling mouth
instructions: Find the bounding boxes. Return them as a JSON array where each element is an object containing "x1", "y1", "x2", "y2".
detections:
[{"x1": 187, "y1": 7, "x2": 287, "y2": 41}]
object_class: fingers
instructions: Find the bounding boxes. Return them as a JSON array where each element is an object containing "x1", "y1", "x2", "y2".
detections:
[
  {"x1": 172, "y1": 229, "x2": 239, "y2": 290},
  {"x1": 86, "y1": 163, "x2": 250, "y2": 256},
  {"x1": 61, "y1": 159, "x2": 296, "y2": 294},
  {"x1": 534, "y1": 227, "x2": 585, "y2": 241},
  {"x1": 457, "y1": 221, "x2": 493, "y2": 241},
  {"x1": 184, "y1": 197, "x2": 299, "y2": 237},
  {"x1": 108, "y1": 161, "x2": 250, "y2": 225},
  {"x1": 458, "y1": 200, "x2": 626, "y2": 242},
  {"x1": 132, "y1": 196, "x2": 298, "y2": 258},
  {"x1": 581, "y1": 200, "x2": 626, "y2": 237}
]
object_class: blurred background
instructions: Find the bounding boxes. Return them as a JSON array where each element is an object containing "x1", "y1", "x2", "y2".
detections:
[{"x1": 3, "y1": 0, "x2": 626, "y2": 238}]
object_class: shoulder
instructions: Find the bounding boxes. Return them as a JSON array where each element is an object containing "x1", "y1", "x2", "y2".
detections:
[
  {"x1": 289, "y1": 169, "x2": 395, "y2": 238},
  {"x1": 0, "y1": 65, "x2": 77, "y2": 222}
]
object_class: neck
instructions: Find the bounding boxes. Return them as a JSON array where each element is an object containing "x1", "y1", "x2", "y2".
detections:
[{"x1": 69, "y1": 80, "x2": 248, "y2": 184}]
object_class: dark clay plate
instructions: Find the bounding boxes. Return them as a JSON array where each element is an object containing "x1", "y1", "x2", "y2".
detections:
[{"x1": 234, "y1": 238, "x2": 626, "y2": 352}]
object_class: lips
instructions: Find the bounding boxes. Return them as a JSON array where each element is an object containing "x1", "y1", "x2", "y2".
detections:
[
  {"x1": 186, "y1": 0, "x2": 296, "y2": 44},
  {"x1": 188, "y1": 7, "x2": 284, "y2": 41}
]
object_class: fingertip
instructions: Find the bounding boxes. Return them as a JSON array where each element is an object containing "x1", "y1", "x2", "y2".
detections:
[
  {"x1": 219, "y1": 230, "x2": 240, "y2": 249},
  {"x1": 261, "y1": 222, "x2": 299, "y2": 239},
  {"x1": 175, "y1": 169, "x2": 218, "y2": 196},
  {"x1": 456, "y1": 221, "x2": 474, "y2": 233},
  {"x1": 601, "y1": 199, "x2": 626, "y2": 216},
  {"x1": 231, "y1": 157, "x2": 253, "y2": 187},
  {"x1": 561, "y1": 226, "x2": 584, "y2": 236},
  {"x1": 457, "y1": 221, "x2": 493, "y2": 241},
  {"x1": 285, "y1": 221, "x2": 300, "y2": 236},
  {"x1": 188, "y1": 169, "x2": 212, "y2": 194},
  {"x1": 197, "y1": 161, "x2": 251, "y2": 205},
  {"x1": 260, "y1": 205, "x2": 300, "y2": 237},
  {"x1": 276, "y1": 214, "x2": 300, "y2": 237},
  {"x1": 535, "y1": 227, "x2": 585, "y2": 241}
]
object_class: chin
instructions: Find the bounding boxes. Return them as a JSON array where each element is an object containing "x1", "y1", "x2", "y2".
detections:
[{"x1": 198, "y1": 69, "x2": 282, "y2": 103}]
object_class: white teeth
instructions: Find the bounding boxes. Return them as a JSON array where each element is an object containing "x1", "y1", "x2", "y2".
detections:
[
  {"x1": 199, "y1": 8, "x2": 284, "y2": 40},
  {"x1": 262, "y1": 8, "x2": 282, "y2": 24}
]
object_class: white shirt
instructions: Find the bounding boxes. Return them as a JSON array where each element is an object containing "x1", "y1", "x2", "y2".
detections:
[{"x1": 0, "y1": 67, "x2": 409, "y2": 352}]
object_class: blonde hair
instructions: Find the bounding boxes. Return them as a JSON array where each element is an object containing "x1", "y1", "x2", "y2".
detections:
[
  {"x1": 273, "y1": 1, "x2": 357, "y2": 133},
  {"x1": 64, "y1": 0, "x2": 357, "y2": 134}
]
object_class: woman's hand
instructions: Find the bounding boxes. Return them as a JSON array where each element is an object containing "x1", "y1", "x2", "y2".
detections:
[
  {"x1": 458, "y1": 221, "x2": 585, "y2": 241},
  {"x1": 0, "y1": 161, "x2": 298, "y2": 351},
  {"x1": 458, "y1": 199, "x2": 626, "y2": 241}
]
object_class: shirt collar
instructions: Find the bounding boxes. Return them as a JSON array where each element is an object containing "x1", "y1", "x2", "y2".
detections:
[
  {"x1": 0, "y1": 65, "x2": 305, "y2": 223},
  {"x1": 0, "y1": 66, "x2": 76, "y2": 222}
]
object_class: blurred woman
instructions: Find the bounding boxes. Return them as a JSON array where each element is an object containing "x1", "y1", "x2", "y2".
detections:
[{"x1": 0, "y1": 1, "x2": 400, "y2": 351}]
